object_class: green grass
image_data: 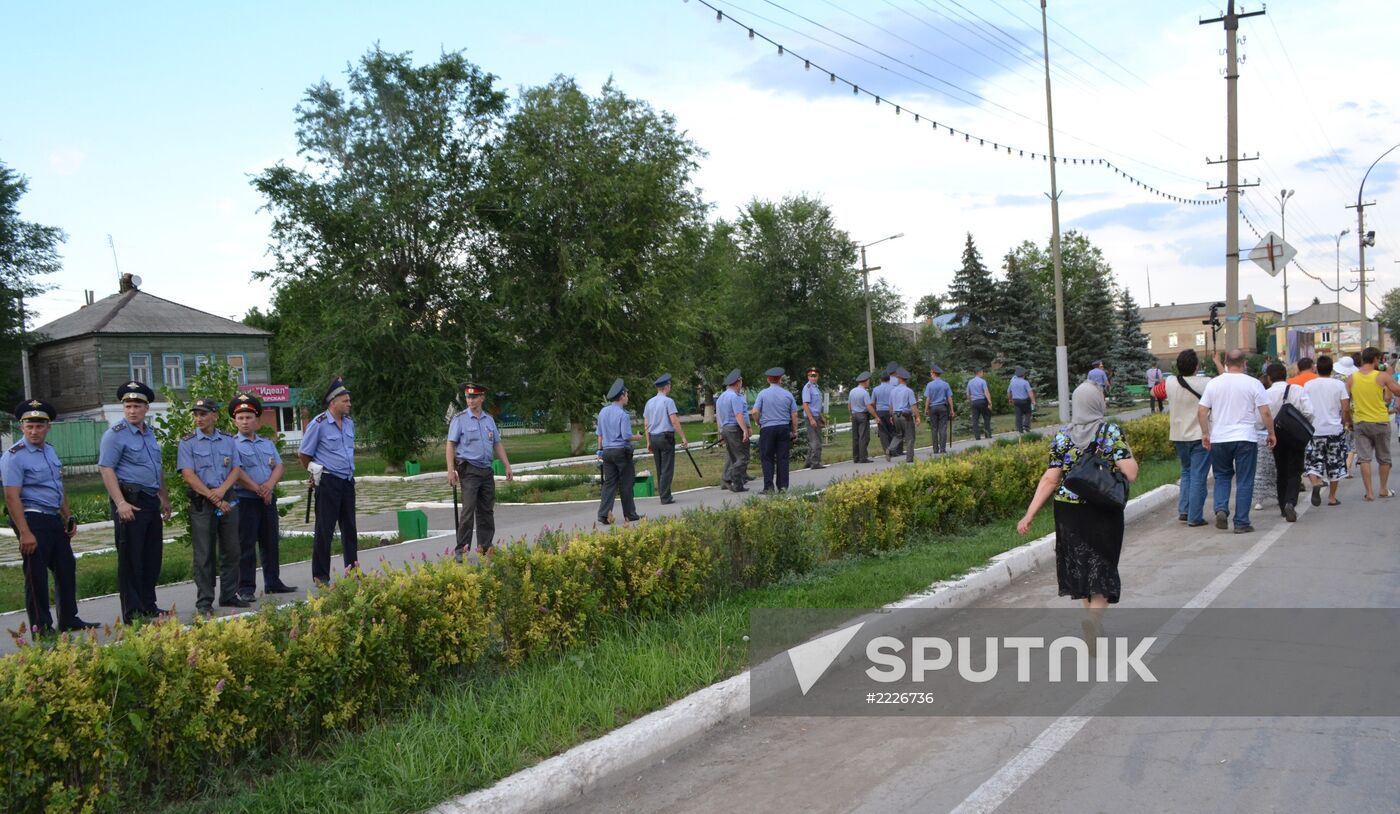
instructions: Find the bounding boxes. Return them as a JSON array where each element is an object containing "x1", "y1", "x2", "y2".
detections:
[{"x1": 158, "y1": 457, "x2": 1179, "y2": 814}]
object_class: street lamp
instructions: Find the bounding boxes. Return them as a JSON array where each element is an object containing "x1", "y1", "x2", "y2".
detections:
[
  {"x1": 1335, "y1": 228, "x2": 1349, "y2": 353},
  {"x1": 857, "y1": 232, "x2": 904, "y2": 372},
  {"x1": 1279, "y1": 189, "x2": 1294, "y2": 339}
]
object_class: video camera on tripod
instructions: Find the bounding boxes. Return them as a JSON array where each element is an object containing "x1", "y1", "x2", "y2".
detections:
[{"x1": 1202, "y1": 301, "x2": 1226, "y2": 355}]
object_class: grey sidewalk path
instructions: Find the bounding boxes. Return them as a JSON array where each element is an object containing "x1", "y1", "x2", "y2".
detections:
[
  {"x1": 1, "y1": 410, "x2": 1147, "y2": 655},
  {"x1": 552, "y1": 478, "x2": 1400, "y2": 813}
]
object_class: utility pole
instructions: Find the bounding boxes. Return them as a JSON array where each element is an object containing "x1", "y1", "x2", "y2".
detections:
[
  {"x1": 1040, "y1": 0, "x2": 1069, "y2": 422},
  {"x1": 1349, "y1": 142, "x2": 1399, "y2": 347},
  {"x1": 857, "y1": 233, "x2": 903, "y2": 373},
  {"x1": 1278, "y1": 189, "x2": 1293, "y2": 335},
  {"x1": 1202, "y1": 0, "x2": 1263, "y2": 352}
]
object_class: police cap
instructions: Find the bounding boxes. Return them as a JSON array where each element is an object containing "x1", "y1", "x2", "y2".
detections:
[
  {"x1": 928, "y1": 363, "x2": 943, "y2": 375},
  {"x1": 191, "y1": 398, "x2": 219, "y2": 414},
  {"x1": 895, "y1": 367, "x2": 911, "y2": 380},
  {"x1": 764, "y1": 367, "x2": 785, "y2": 378},
  {"x1": 117, "y1": 381, "x2": 155, "y2": 403},
  {"x1": 461, "y1": 382, "x2": 487, "y2": 398},
  {"x1": 606, "y1": 378, "x2": 627, "y2": 401},
  {"x1": 654, "y1": 373, "x2": 672, "y2": 388},
  {"x1": 855, "y1": 370, "x2": 871, "y2": 382},
  {"x1": 323, "y1": 376, "x2": 349, "y2": 405},
  {"x1": 230, "y1": 393, "x2": 263, "y2": 416},
  {"x1": 723, "y1": 368, "x2": 743, "y2": 386},
  {"x1": 14, "y1": 399, "x2": 56, "y2": 422}
]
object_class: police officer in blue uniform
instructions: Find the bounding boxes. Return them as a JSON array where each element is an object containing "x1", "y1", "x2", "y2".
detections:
[
  {"x1": 298, "y1": 377, "x2": 357, "y2": 585},
  {"x1": 99, "y1": 380, "x2": 171, "y2": 624},
  {"x1": 751, "y1": 367, "x2": 800, "y2": 493},
  {"x1": 596, "y1": 378, "x2": 643, "y2": 524},
  {"x1": 178, "y1": 398, "x2": 244, "y2": 615},
  {"x1": 923, "y1": 363, "x2": 955, "y2": 454},
  {"x1": 230, "y1": 394, "x2": 297, "y2": 599},
  {"x1": 447, "y1": 382, "x2": 514, "y2": 559},
  {"x1": 3, "y1": 400, "x2": 97, "y2": 634},
  {"x1": 644, "y1": 373, "x2": 689, "y2": 505},
  {"x1": 1007, "y1": 366, "x2": 1036, "y2": 433},
  {"x1": 801, "y1": 367, "x2": 827, "y2": 469},
  {"x1": 872, "y1": 362, "x2": 897, "y2": 457},
  {"x1": 716, "y1": 368, "x2": 751, "y2": 492},
  {"x1": 848, "y1": 371, "x2": 876, "y2": 463},
  {"x1": 966, "y1": 365, "x2": 993, "y2": 440},
  {"x1": 889, "y1": 367, "x2": 919, "y2": 462}
]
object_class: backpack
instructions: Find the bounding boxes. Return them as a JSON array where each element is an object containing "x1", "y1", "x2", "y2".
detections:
[{"x1": 1274, "y1": 384, "x2": 1315, "y2": 449}]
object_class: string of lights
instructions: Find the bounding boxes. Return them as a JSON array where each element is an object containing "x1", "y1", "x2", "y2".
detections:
[
  {"x1": 692, "y1": 0, "x2": 1223, "y2": 206},
  {"x1": 1239, "y1": 206, "x2": 1357, "y2": 293}
]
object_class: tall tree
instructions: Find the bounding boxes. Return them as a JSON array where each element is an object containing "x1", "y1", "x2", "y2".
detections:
[
  {"x1": 0, "y1": 161, "x2": 64, "y2": 402},
  {"x1": 1376, "y1": 288, "x2": 1400, "y2": 348},
  {"x1": 912, "y1": 292, "x2": 944, "y2": 320},
  {"x1": 996, "y1": 251, "x2": 1055, "y2": 392},
  {"x1": 945, "y1": 233, "x2": 998, "y2": 370},
  {"x1": 251, "y1": 48, "x2": 507, "y2": 466},
  {"x1": 481, "y1": 77, "x2": 705, "y2": 453},
  {"x1": 1107, "y1": 287, "x2": 1156, "y2": 404}
]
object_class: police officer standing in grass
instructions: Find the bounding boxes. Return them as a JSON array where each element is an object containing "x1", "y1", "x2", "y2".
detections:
[
  {"x1": 644, "y1": 373, "x2": 688, "y2": 505},
  {"x1": 99, "y1": 381, "x2": 171, "y2": 624},
  {"x1": 872, "y1": 363, "x2": 896, "y2": 456},
  {"x1": 178, "y1": 398, "x2": 245, "y2": 615},
  {"x1": 1008, "y1": 366, "x2": 1036, "y2": 433},
  {"x1": 752, "y1": 367, "x2": 800, "y2": 493},
  {"x1": 716, "y1": 368, "x2": 751, "y2": 492},
  {"x1": 923, "y1": 363, "x2": 954, "y2": 454},
  {"x1": 889, "y1": 367, "x2": 918, "y2": 462},
  {"x1": 230, "y1": 394, "x2": 297, "y2": 598},
  {"x1": 967, "y1": 365, "x2": 993, "y2": 440},
  {"x1": 596, "y1": 378, "x2": 644, "y2": 524},
  {"x1": 298, "y1": 377, "x2": 357, "y2": 585},
  {"x1": 801, "y1": 367, "x2": 827, "y2": 469},
  {"x1": 3, "y1": 399, "x2": 97, "y2": 635},
  {"x1": 447, "y1": 382, "x2": 514, "y2": 559},
  {"x1": 848, "y1": 371, "x2": 875, "y2": 463}
]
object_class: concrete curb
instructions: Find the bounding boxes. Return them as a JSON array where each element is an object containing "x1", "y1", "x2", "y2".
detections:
[{"x1": 428, "y1": 482, "x2": 1180, "y2": 813}]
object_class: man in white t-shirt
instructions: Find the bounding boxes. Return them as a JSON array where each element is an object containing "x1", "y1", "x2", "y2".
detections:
[
  {"x1": 1198, "y1": 349, "x2": 1276, "y2": 533},
  {"x1": 1302, "y1": 354, "x2": 1352, "y2": 507}
]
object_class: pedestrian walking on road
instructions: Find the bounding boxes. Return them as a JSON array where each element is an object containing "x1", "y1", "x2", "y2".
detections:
[
  {"x1": 447, "y1": 383, "x2": 514, "y2": 558},
  {"x1": 889, "y1": 367, "x2": 918, "y2": 462},
  {"x1": 99, "y1": 381, "x2": 172, "y2": 624},
  {"x1": 1303, "y1": 355, "x2": 1351, "y2": 507},
  {"x1": 1250, "y1": 368, "x2": 1280, "y2": 515},
  {"x1": 1264, "y1": 362, "x2": 1314, "y2": 523},
  {"x1": 595, "y1": 379, "x2": 643, "y2": 525},
  {"x1": 1088, "y1": 360, "x2": 1110, "y2": 391},
  {"x1": 966, "y1": 366, "x2": 993, "y2": 440},
  {"x1": 298, "y1": 377, "x2": 358, "y2": 585},
  {"x1": 1017, "y1": 381, "x2": 1139, "y2": 628},
  {"x1": 717, "y1": 368, "x2": 751, "y2": 492},
  {"x1": 801, "y1": 368, "x2": 826, "y2": 469},
  {"x1": 1008, "y1": 366, "x2": 1036, "y2": 432},
  {"x1": 1348, "y1": 347, "x2": 1400, "y2": 500},
  {"x1": 1336, "y1": 355, "x2": 1360, "y2": 476},
  {"x1": 1146, "y1": 362, "x2": 1165, "y2": 413},
  {"x1": 848, "y1": 371, "x2": 876, "y2": 462},
  {"x1": 1287, "y1": 357, "x2": 1317, "y2": 386},
  {"x1": 1198, "y1": 350, "x2": 1275, "y2": 533},
  {"x1": 644, "y1": 373, "x2": 688, "y2": 504},
  {"x1": 230, "y1": 394, "x2": 297, "y2": 597},
  {"x1": 752, "y1": 368, "x2": 800, "y2": 492},
  {"x1": 1166, "y1": 349, "x2": 1210, "y2": 527},
  {"x1": 178, "y1": 398, "x2": 244, "y2": 616},
  {"x1": 872, "y1": 364, "x2": 896, "y2": 456},
  {"x1": 923, "y1": 363, "x2": 954, "y2": 454}
]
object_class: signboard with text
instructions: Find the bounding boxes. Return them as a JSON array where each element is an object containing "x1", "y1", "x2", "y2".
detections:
[{"x1": 238, "y1": 384, "x2": 290, "y2": 403}]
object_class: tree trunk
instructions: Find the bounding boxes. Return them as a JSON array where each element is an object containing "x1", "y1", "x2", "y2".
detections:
[{"x1": 569, "y1": 421, "x2": 587, "y2": 456}]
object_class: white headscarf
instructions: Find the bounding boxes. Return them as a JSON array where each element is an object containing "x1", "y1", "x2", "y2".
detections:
[{"x1": 1067, "y1": 380, "x2": 1107, "y2": 450}]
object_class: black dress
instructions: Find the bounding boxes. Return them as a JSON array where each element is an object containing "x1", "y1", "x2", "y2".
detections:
[{"x1": 1048, "y1": 425, "x2": 1130, "y2": 604}]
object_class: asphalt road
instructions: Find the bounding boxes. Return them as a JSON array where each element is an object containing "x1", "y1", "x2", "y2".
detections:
[{"x1": 554, "y1": 484, "x2": 1400, "y2": 813}]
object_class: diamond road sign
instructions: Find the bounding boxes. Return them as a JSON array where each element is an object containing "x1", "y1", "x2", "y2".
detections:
[{"x1": 1248, "y1": 231, "x2": 1296, "y2": 277}]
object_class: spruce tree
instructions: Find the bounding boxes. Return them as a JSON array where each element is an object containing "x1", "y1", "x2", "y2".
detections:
[
  {"x1": 996, "y1": 252, "x2": 1054, "y2": 393},
  {"x1": 945, "y1": 233, "x2": 999, "y2": 371},
  {"x1": 1107, "y1": 287, "x2": 1157, "y2": 405}
]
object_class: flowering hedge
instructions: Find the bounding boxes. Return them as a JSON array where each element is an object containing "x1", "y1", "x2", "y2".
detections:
[{"x1": 0, "y1": 415, "x2": 1169, "y2": 812}]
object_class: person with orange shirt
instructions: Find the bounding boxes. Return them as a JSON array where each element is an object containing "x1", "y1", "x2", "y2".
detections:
[{"x1": 1287, "y1": 357, "x2": 1318, "y2": 387}]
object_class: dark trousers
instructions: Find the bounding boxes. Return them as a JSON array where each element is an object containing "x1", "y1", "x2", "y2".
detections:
[
  {"x1": 928, "y1": 404, "x2": 950, "y2": 452},
  {"x1": 650, "y1": 433, "x2": 676, "y2": 500},
  {"x1": 112, "y1": 489, "x2": 163, "y2": 623},
  {"x1": 237, "y1": 492, "x2": 283, "y2": 592},
  {"x1": 970, "y1": 399, "x2": 993, "y2": 439},
  {"x1": 1273, "y1": 442, "x2": 1306, "y2": 510},
  {"x1": 312, "y1": 473, "x2": 357, "y2": 583},
  {"x1": 598, "y1": 447, "x2": 637, "y2": 521},
  {"x1": 758, "y1": 425, "x2": 792, "y2": 490},
  {"x1": 1150, "y1": 396, "x2": 1165, "y2": 413},
  {"x1": 721, "y1": 425, "x2": 749, "y2": 489},
  {"x1": 17, "y1": 512, "x2": 79, "y2": 632},
  {"x1": 876, "y1": 410, "x2": 893, "y2": 453},
  {"x1": 852, "y1": 413, "x2": 871, "y2": 461},
  {"x1": 190, "y1": 500, "x2": 241, "y2": 610},
  {"x1": 894, "y1": 413, "x2": 916, "y2": 461},
  {"x1": 455, "y1": 462, "x2": 496, "y2": 552},
  {"x1": 1013, "y1": 398, "x2": 1033, "y2": 433},
  {"x1": 805, "y1": 417, "x2": 824, "y2": 467}
]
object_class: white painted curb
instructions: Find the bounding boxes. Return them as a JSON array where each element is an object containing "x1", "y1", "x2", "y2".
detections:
[{"x1": 428, "y1": 482, "x2": 1180, "y2": 813}]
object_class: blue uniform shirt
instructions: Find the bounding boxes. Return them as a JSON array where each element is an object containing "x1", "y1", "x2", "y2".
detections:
[
  {"x1": 924, "y1": 379, "x2": 952, "y2": 407},
  {"x1": 233, "y1": 432, "x2": 281, "y2": 496},
  {"x1": 848, "y1": 385, "x2": 871, "y2": 414},
  {"x1": 1088, "y1": 368, "x2": 1109, "y2": 387},
  {"x1": 1008, "y1": 376, "x2": 1032, "y2": 400},
  {"x1": 299, "y1": 411, "x2": 356, "y2": 478},
  {"x1": 802, "y1": 381, "x2": 824, "y2": 417},
  {"x1": 872, "y1": 381, "x2": 893, "y2": 412},
  {"x1": 596, "y1": 403, "x2": 633, "y2": 449},
  {"x1": 177, "y1": 428, "x2": 240, "y2": 491},
  {"x1": 448, "y1": 409, "x2": 500, "y2": 467},
  {"x1": 753, "y1": 384, "x2": 798, "y2": 428},
  {"x1": 2, "y1": 440, "x2": 64, "y2": 512},
  {"x1": 890, "y1": 383, "x2": 916, "y2": 414},
  {"x1": 99, "y1": 420, "x2": 163, "y2": 491},
  {"x1": 716, "y1": 389, "x2": 749, "y2": 429},
  {"x1": 643, "y1": 393, "x2": 678, "y2": 436},
  {"x1": 967, "y1": 376, "x2": 991, "y2": 401}
]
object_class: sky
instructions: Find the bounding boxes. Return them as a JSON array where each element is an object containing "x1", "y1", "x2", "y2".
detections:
[{"x1": 4, "y1": 0, "x2": 1400, "y2": 331}]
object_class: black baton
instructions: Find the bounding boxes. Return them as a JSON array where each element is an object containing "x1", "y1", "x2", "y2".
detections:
[
  {"x1": 304, "y1": 484, "x2": 314, "y2": 524},
  {"x1": 452, "y1": 480, "x2": 460, "y2": 530},
  {"x1": 683, "y1": 444, "x2": 703, "y2": 478}
]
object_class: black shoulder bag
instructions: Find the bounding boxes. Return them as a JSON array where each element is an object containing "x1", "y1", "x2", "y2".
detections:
[
  {"x1": 1273, "y1": 384, "x2": 1315, "y2": 449},
  {"x1": 1063, "y1": 422, "x2": 1129, "y2": 510}
]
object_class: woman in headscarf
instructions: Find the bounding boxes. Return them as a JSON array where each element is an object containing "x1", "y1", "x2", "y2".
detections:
[{"x1": 1017, "y1": 381, "x2": 1139, "y2": 631}]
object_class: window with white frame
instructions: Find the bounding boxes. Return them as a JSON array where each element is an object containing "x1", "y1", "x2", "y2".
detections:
[
  {"x1": 1167, "y1": 333, "x2": 1179, "y2": 348},
  {"x1": 163, "y1": 354, "x2": 184, "y2": 388},
  {"x1": 227, "y1": 353, "x2": 247, "y2": 384},
  {"x1": 129, "y1": 353, "x2": 152, "y2": 383},
  {"x1": 194, "y1": 354, "x2": 210, "y2": 373},
  {"x1": 1195, "y1": 331, "x2": 1206, "y2": 346},
  {"x1": 1146, "y1": 336, "x2": 1153, "y2": 350}
]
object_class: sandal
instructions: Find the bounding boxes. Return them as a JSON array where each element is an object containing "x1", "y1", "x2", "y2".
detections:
[
  {"x1": 1328, "y1": 499, "x2": 1342, "y2": 506},
  {"x1": 1380, "y1": 490, "x2": 1395, "y2": 498}
]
